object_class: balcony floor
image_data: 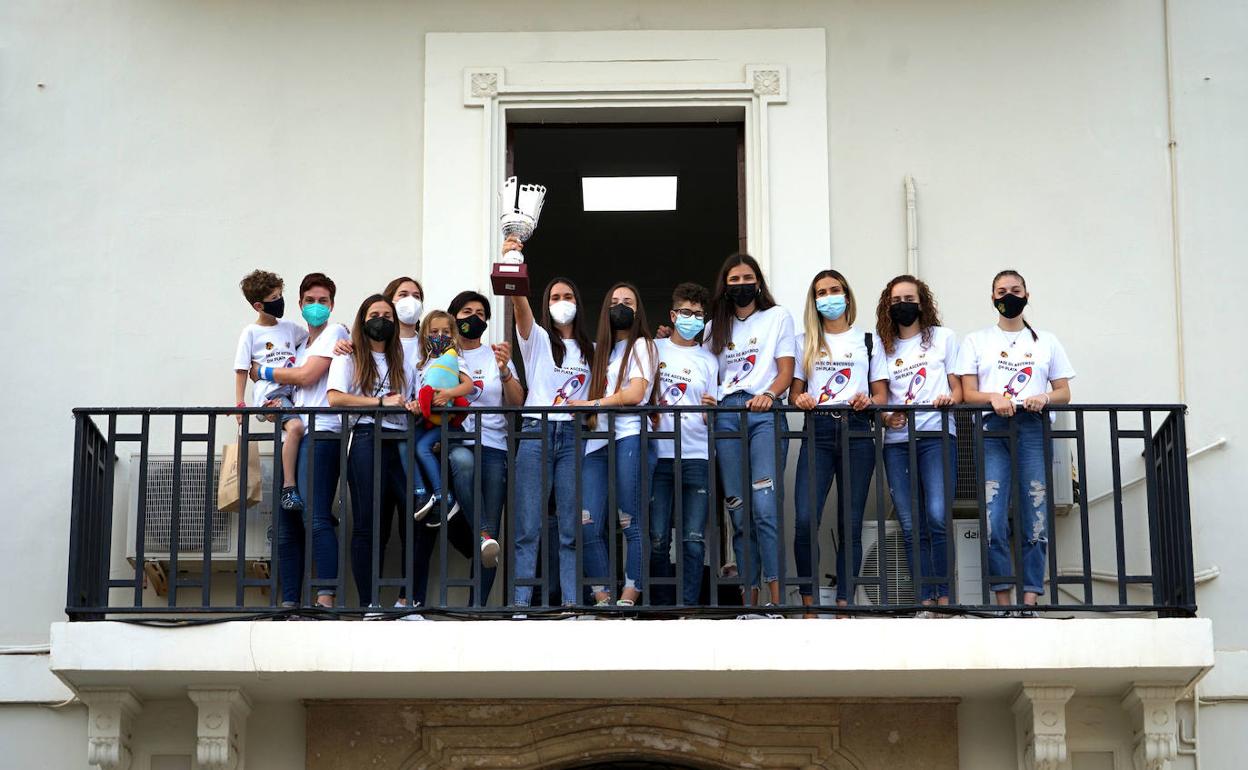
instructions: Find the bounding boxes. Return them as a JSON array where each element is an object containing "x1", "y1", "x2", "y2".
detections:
[{"x1": 49, "y1": 617, "x2": 1213, "y2": 701}]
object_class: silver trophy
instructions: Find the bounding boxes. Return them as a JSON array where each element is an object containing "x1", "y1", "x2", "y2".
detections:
[{"x1": 492, "y1": 176, "x2": 545, "y2": 296}]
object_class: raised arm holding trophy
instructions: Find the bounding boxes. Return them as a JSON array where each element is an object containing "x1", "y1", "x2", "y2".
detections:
[{"x1": 491, "y1": 176, "x2": 546, "y2": 296}]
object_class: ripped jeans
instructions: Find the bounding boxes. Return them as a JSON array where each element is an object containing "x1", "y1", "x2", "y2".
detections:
[
  {"x1": 983, "y1": 413, "x2": 1050, "y2": 595},
  {"x1": 583, "y1": 435, "x2": 657, "y2": 597},
  {"x1": 715, "y1": 392, "x2": 783, "y2": 591}
]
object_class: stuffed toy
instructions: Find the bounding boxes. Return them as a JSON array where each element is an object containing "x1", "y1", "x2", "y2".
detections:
[{"x1": 417, "y1": 347, "x2": 470, "y2": 428}]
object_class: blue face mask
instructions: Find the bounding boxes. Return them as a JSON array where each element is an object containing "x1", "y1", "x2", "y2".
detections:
[
  {"x1": 816, "y1": 294, "x2": 847, "y2": 321},
  {"x1": 674, "y1": 315, "x2": 705, "y2": 340},
  {"x1": 301, "y1": 302, "x2": 330, "y2": 327}
]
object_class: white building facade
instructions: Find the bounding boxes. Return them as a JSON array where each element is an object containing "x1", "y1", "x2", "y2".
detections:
[{"x1": 1, "y1": 1, "x2": 1245, "y2": 768}]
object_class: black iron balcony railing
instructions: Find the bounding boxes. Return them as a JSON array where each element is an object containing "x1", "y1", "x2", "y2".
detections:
[{"x1": 66, "y1": 403, "x2": 1196, "y2": 620}]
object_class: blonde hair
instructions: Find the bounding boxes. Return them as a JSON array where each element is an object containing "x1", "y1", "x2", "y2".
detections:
[
  {"x1": 417, "y1": 310, "x2": 461, "y2": 369},
  {"x1": 800, "y1": 269, "x2": 856, "y2": 380}
]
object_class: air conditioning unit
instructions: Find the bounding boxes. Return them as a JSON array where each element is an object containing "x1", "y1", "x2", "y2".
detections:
[
  {"x1": 855, "y1": 520, "x2": 914, "y2": 606},
  {"x1": 124, "y1": 453, "x2": 274, "y2": 566},
  {"x1": 951, "y1": 411, "x2": 1074, "y2": 513},
  {"x1": 855, "y1": 519, "x2": 985, "y2": 606}
]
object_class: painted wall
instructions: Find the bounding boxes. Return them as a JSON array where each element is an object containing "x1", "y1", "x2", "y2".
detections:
[{"x1": 1, "y1": 0, "x2": 1244, "y2": 767}]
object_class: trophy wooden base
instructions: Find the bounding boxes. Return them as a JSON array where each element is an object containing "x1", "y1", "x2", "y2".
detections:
[{"x1": 491, "y1": 262, "x2": 530, "y2": 296}]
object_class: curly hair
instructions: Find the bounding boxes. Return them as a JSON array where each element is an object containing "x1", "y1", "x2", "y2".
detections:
[
  {"x1": 240, "y1": 269, "x2": 283, "y2": 305},
  {"x1": 874, "y1": 274, "x2": 942, "y2": 356}
]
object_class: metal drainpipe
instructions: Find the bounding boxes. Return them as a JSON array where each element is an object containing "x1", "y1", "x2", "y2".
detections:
[{"x1": 1163, "y1": 0, "x2": 1187, "y2": 403}]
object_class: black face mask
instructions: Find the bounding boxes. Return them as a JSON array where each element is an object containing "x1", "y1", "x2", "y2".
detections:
[
  {"x1": 994, "y1": 293, "x2": 1028, "y2": 319},
  {"x1": 363, "y1": 316, "x2": 395, "y2": 342},
  {"x1": 608, "y1": 304, "x2": 635, "y2": 331},
  {"x1": 888, "y1": 301, "x2": 921, "y2": 327},
  {"x1": 457, "y1": 314, "x2": 488, "y2": 340},
  {"x1": 726, "y1": 283, "x2": 759, "y2": 309},
  {"x1": 261, "y1": 296, "x2": 285, "y2": 319}
]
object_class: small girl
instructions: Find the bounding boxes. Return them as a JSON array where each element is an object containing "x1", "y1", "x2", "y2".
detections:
[{"x1": 411, "y1": 310, "x2": 475, "y2": 527}]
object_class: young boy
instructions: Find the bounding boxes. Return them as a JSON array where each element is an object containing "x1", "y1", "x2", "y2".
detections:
[
  {"x1": 649, "y1": 282, "x2": 719, "y2": 605},
  {"x1": 234, "y1": 270, "x2": 309, "y2": 512}
]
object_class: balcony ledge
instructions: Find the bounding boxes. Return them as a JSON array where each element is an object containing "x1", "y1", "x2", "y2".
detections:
[{"x1": 49, "y1": 618, "x2": 1213, "y2": 702}]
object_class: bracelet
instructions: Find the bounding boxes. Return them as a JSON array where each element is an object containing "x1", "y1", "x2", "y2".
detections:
[
  {"x1": 760, "y1": 391, "x2": 776, "y2": 402},
  {"x1": 259, "y1": 366, "x2": 273, "y2": 381},
  {"x1": 236, "y1": 401, "x2": 246, "y2": 408}
]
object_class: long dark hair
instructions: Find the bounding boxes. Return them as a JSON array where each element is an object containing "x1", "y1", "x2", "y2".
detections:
[
  {"x1": 875, "y1": 274, "x2": 942, "y2": 355},
  {"x1": 350, "y1": 294, "x2": 406, "y2": 396},
  {"x1": 383, "y1": 276, "x2": 424, "y2": 302},
  {"x1": 587, "y1": 282, "x2": 657, "y2": 404},
  {"x1": 992, "y1": 269, "x2": 1038, "y2": 341},
  {"x1": 538, "y1": 276, "x2": 594, "y2": 368},
  {"x1": 709, "y1": 253, "x2": 776, "y2": 355}
]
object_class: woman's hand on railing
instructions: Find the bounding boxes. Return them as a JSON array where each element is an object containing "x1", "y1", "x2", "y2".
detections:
[
  {"x1": 932, "y1": 394, "x2": 955, "y2": 408},
  {"x1": 883, "y1": 411, "x2": 907, "y2": 429},
  {"x1": 379, "y1": 393, "x2": 404, "y2": 408},
  {"x1": 793, "y1": 392, "x2": 817, "y2": 411},
  {"x1": 989, "y1": 393, "x2": 1016, "y2": 417},
  {"x1": 746, "y1": 393, "x2": 774, "y2": 412},
  {"x1": 1022, "y1": 393, "x2": 1051, "y2": 413},
  {"x1": 848, "y1": 392, "x2": 871, "y2": 411}
]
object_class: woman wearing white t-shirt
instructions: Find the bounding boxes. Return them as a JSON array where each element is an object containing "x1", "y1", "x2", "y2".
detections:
[
  {"x1": 874, "y1": 275, "x2": 961, "y2": 613},
  {"x1": 253, "y1": 273, "x2": 349, "y2": 610},
  {"x1": 954, "y1": 270, "x2": 1075, "y2": 612},
  {"x1": 326, "y1": 294, "x2": 418, "y2": 608},
  {"x1": 506, "y1": 238, "x2": 596, "y2": 608},
  {"x1": 705, "y1": 253, "x2": 796, "y2": 608},
  {"x1": 445, "y1": 290, "x2": 524, "y2": 603},
  {"x1": 567, "y1": 282, "x2": 658, "y2": 607},
  {"x1": 789, "y1": 269, "x2": 887, "y2": 611}
]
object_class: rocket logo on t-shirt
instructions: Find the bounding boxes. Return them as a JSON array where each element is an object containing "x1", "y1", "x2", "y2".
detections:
[
  {"x1": 1003, "y1": 366, "x2": 1032, "y2": 398},
  {"x1": 816, "y1": 368, "x2": 852, "y2": 405},
  {"x1": 725, "y1": 354, "x2": 756, "y2": 388},
  {"x1": 552, "y1": 373, "x2": 587, "y2": 405},
  {"x1": 468, "y1": 379, "x2": 485, "y2": 403},
  {"x1": 903, "y1": 367, "x2": 927, "y2": 404},
  {"x1": 659, "y1": 382, "x2": 688, "y2": 406}
]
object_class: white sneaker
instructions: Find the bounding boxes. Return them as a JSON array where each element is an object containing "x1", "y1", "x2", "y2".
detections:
[
  {"x1": 445, "y1": 499, "x2": 461, "y2": 522},
  {"x1": 413, "y1": 495, "x2": 436, "y2": 521},
  {"x1": 394, "y1": 601, "x2": 428, "y2": 621},
  {"x1": 480, "y1": 535, "x2": 500, "y2": 568},
  {"x1": 364, "y1": 603, "x2": 385, "y2": 620}
]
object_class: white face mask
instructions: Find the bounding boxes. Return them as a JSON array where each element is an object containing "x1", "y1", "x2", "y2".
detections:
[
  {"x1": 548, "y1": 300, "x2": 577, "y2": 326},
  {"x1": 394, "y1": 296, "x2": 423, "y2": 326}
]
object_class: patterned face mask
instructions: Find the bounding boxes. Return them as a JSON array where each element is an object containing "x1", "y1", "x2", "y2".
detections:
[{"x1": 428, "y1": 334, "x2": 453, "y2": 357}]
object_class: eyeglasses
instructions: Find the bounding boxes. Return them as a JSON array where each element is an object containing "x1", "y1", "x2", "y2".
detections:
[{"x1": 673, "y1": 309, "x2": 706, "y2": 320}]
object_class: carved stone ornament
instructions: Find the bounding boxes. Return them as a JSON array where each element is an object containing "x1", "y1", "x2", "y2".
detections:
[
  {"x1": 1013, "y1": 684, "x2": 1076, "y2": 770},
  {"x1": 1122, "y1": 685, "x2": 1185, "y2": 770},
  {"x1": 80, "y1": 688, "x2": 142, "y2": 770},
  {"x1": 188, "y1": 687, "x2": 252, "y2": 770},
  {"x1": 470, "y1": 71, "x2": 499, "y2": 98},
  {"x1": 753, "y1": 69, "x2": 782, "y2": 96}
]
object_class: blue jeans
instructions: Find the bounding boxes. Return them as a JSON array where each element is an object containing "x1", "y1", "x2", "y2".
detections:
[
  {"x1": 414, "y1": 424, "x2": 447, "y2": 499},
  {"x1": 583, "y1": 435, "x2": 657, "y2": 597},
  {"x1": 715, "y1": 392, "x2": 783, "y2": 591},
  {"x1": 346, "y1": 425, "x2": 410, "y2": 606},
  {"x1": 984, "y1": 413, "x2": 1050, "y2": 595},
  {"x1": 277, "y1": 433, "x2": 341, "y2": 604},
  {"x1": 448, "y1": 443, "x2": 507, "y2": 601},
  {"x1": 398, "y1": 438, "x2": 428, "y2": 500},
  {"x1": 883, "y1": 437, "x2": 955, "y2": 601},
  {"x1": 512, "y1": 419, "x2": 582, "y2": 606},
  {"x1": 793, "y1": 412, "x2": 876, "y2": 600},
  {"x1": 649, "y1": 458, "x2": 710, "y2": 605}
]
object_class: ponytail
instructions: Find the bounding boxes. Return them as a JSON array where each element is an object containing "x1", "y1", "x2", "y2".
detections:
[{"x1": 1021, "y1": 317, "x2": 1038, "y2": 342}]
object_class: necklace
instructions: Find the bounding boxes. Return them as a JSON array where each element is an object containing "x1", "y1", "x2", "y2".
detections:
[{"x1": 1001, "y1": 327, "x2": 1024, "y2": 347}]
